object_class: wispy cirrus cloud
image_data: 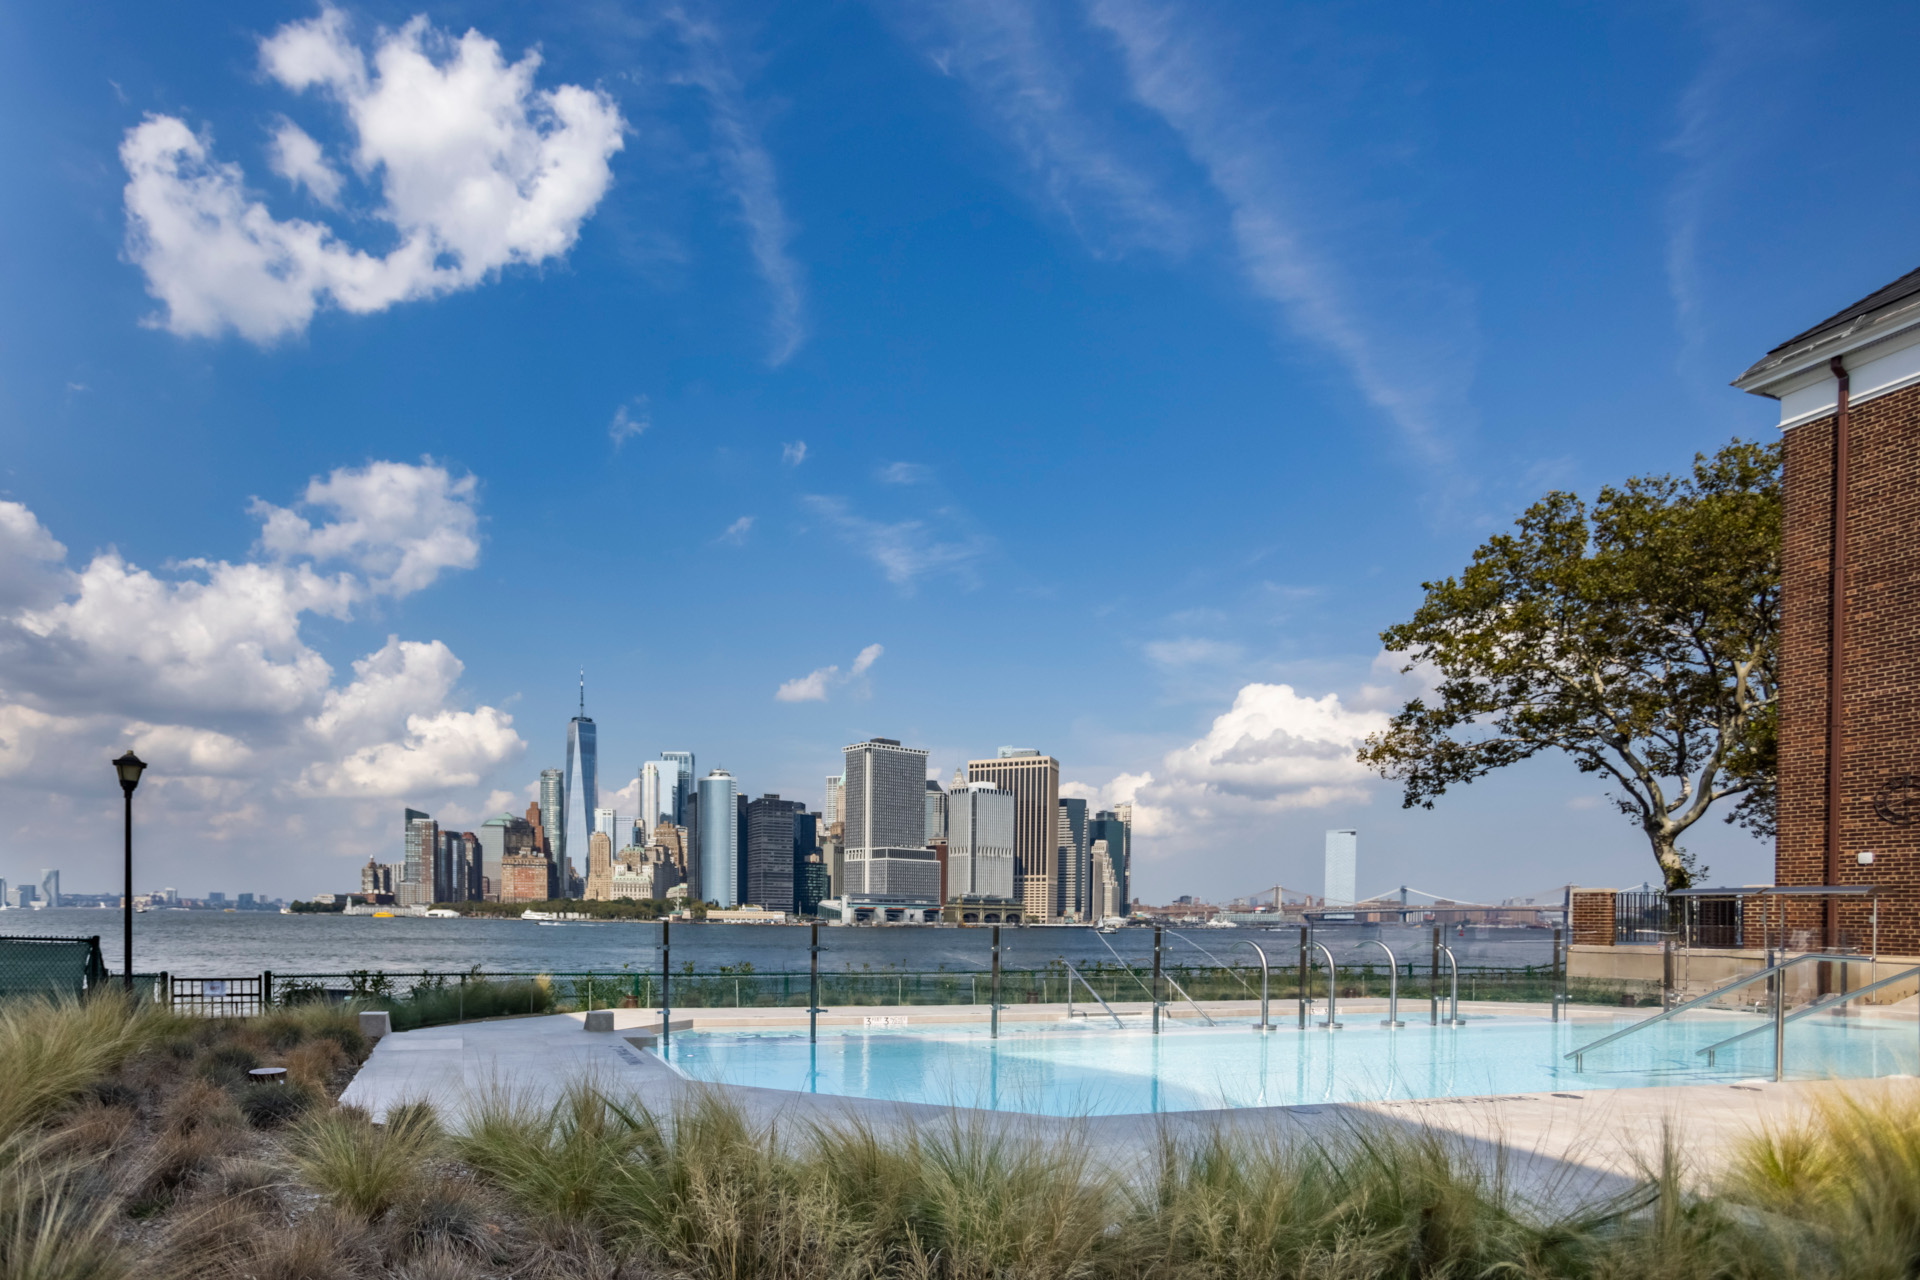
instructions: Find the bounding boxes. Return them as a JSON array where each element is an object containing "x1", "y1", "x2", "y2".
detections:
[
  {"x1": 782, "y1": 440, "x2": 807, "y2": 466},
  {"x1": 718, "y1": 515, "x2": 755, "y2": 545},
  {"x1": 775, "y1": 642, "x2": 884, "y2": 703},
  {"x1": 609, "y1": 397, "x2": 651, "y2": 447},
  {"x1": 892, "y1": 0, "x2": 1476, "y2": 468},
  {"x1": 669, "y1": 6, "x2": 806, "y2": 366},
  {"x1": 877, "y1": 461, "x2": 930, "y2": 485},
  {"x1": 887, "y1": 0, "x2": 1194, "y2": 256},
  {"x1": 801, "y1": 495, "x2": 987, "y2": 591}
]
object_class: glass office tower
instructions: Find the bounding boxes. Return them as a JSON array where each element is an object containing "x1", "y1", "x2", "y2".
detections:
[
  {"x1": 697, "y1": 770, "x2": 739, "y2": 907},
  {"x1": 563, "y1": 685, "x2": 596, "y2": 877}
]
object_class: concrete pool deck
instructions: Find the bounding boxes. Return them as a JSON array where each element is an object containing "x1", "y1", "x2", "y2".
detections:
[{"x1": 338, "y1": 998, "x2": 1920, "y2": 1211}]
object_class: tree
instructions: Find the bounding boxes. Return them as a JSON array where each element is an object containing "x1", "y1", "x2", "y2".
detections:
[{"x1": 1357, "y1": 439, "x2": 1780, "y2": 890}]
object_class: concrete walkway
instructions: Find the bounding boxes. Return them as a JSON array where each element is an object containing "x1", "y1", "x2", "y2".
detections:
[{"x1": 338, "y1": 1000, "x2": 1920, "y2": 1213}]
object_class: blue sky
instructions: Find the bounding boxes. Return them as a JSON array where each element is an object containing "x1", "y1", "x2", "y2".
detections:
[{"x1": 2, "y1": 0, "x2": 1916, "y2": 903}]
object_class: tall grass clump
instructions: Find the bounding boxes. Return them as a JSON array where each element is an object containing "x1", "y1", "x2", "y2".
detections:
[
  {"x1": 0, "y1": 993, "x2": 176, "y2": 1145},
  {"x1": 290, "y1": 1103, "x2": 442, "y2": 1220},
  {"x1": 1722, "y1": 1088, "x2": 1920, "y2": 1279}
]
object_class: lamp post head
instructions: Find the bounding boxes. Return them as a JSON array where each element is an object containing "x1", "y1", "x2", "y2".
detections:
[{"x1": 114, "y1": 750, "x2": 147, "y2": 795}]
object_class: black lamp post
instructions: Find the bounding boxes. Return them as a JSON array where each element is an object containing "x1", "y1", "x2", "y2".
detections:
[{"x1": 113, "y1": 751, "x2": 147, "y2": 992}]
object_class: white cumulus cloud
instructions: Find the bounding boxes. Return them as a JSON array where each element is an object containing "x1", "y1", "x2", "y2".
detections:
[
  {"x1": 121, "y1": 6, "x2": 625, "y2": 343},
  {"x1": 0, "y1": 462, "x2": 524, "y2": 893},
  {"x1": 775, "y1": 643, "x2": 884, "y2": 703}
]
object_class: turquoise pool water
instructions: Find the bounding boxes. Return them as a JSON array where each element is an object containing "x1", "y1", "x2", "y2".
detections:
[{"x1": 656, "y1": 1014, "x2": 1920, "y2": 1115}]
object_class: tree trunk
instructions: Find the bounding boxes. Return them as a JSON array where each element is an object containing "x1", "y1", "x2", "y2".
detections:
[{"x1": 1650, "y1": 829, "x2": 1691, "y2": 892}]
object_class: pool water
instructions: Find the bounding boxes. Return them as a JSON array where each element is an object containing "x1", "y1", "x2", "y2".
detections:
[{"x1": 656, "y1": 1013, "x2": 1920, "y2": 1115}]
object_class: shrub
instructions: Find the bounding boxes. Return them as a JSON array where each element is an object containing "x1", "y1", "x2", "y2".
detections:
[
  {"x1": 382, "y1": 979, "x2": 553, "y2": 1032},
  {"x1": 192, "y1": 1044, "x2": 259, "y2": 1088},
  {"x1": 0, "y1": 994, "x2": 175, "y2": 1146}
]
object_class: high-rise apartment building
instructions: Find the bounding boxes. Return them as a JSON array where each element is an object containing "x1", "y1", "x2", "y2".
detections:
[
  {"x1": 844, "y1": 738, "x2": 938, "y2": 898},
  {"x1": 1113, "y1": 802, "x2": 1134, "y2": 909},
  {"x1": 401, "y1": 809, "x2": 434, "y2": 907},
  {"x1": 1055, "y1": 798, "x2": 1089, "y2": 920},
  {"x1": 744, "y1": 795, "x2": 806, "y2": 912},
  {"x1": 479, "y1": 811, "x2": 539, "y2": 902},
  {"x1": 1324, "y1": 829, "x2": 1357, "y2": 907},
  {"x1": 593, "y1": 808, "x2": 618, "y2": 846},
  {"x1": 1091, "y1": 838, "x2": 1120, "y2": 920},
  {"x1": 696, "y1": 770, "x2": 740, "y2": 907},
  {"x1": 38, "y1": 870, "x2": 58, "y2": 909},
  {"x1": 925, "y1": 780, "x2": 947, "y2": 843},
  {"x1": 947, "y1": 782, "x2": 1016, "y2": 898},
  {"x1": 966, "y1": 749, "x2": 1060, "y2": 920},
  {"x1": 563, "y1": 678, "x2": 596, "y2": 878},
  {"x1": 1088, "y1": 810, "x2": 1130, "y2": 917},
  {"x1": 823, "y1": 774, "x2": 844, "y2": 827}
]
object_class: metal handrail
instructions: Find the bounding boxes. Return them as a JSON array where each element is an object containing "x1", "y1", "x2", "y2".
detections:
[
  {"x1": 1697, "y1": 960, "x2": 1920, "y2": 1068},
  {"x1": 1314, "y1": 942, "x2": 1342, "y2": 1029},
  {"x1": 1567, "y1": 953, "x2": 1822, "y2": 1070},
  {"x1": 1163, "y1": 973, "x2": 1217, "y2": 1025},
  {"x1": 1237, "y1": 940, "x2": 1273, "y2": 1031},
  {"x1": 1365, "y1": 939, "x2": 1404, "y2": 1027},
  {"x1": 1061, "y1": 958, "x2": 1124, "y2": 1028},
  {"x1": 1439, "y1": 944, "x2": 1466, "y2": 1025}
]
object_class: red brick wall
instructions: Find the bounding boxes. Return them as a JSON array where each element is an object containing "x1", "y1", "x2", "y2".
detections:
[
  {"x1": 1780, "y1": 380, "x2": 1920, "y2": 953},
  {"x1": 1570, "y1": 889, "x2": 1616, "y2": 946}
]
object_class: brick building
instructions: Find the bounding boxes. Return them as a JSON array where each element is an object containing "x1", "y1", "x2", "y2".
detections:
[{"x1": 1735, "y1": 266, "x2": 1920, "y2": 954}]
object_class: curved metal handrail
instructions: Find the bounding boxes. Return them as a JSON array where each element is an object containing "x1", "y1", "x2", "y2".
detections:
[
  {"x1": 1566, "y1": 952, "x2": 1821, "y2": 1071},
  {"x1": 1237, "y1": 940, "x2": 1272, "y2": 1031},
  {"x1": 1163, "y1": 972, "x2": 1217, "y2": 1025},
  {"x1": 1439, "y1": 944, "x2": 1466, "y2": 1026},
  {"x1": 1314, "y1": 942, "x2": 1342, "y2": 1029},
  {"x1": 1364, "y1": 939, "x2": 1404, "y2": 1027}
]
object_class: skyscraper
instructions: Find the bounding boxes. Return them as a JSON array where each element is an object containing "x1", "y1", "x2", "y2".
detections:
[
  {"x1": 1088, "y1": 810, "x2": 1130, "y2": 916},
  {"x1": 594, "y1": 807, "x2": 618, "y2": 845},
  {"x1": 1114, "y1": 802, "x2": 1134, "y2": 910},
  {"x1": 1055, "y1": 797, "x2": 1089, "y2": 920},
  {"x1": 744, "y1": 795, "x2": 806, "y2": 912},
  {"x1": 538, "y1": 770, "x2": 563, "y2": 855},
  {"x1": 844, "y1": 738, "x2": 937, "y2": 898},
  {"x1": 696, "y1": 769, "x2": 739, "y2": 907},
  {"x1": 925, "y1": 780, "x2": 948, "y2": 843},
  {"x1": 640, "y1": 759, "x2": 684, "y2": 839},
  {"x1": 563, "y1": 676, "x2": 596, "y2": 878},
  {"x1": 38, "y1": 870, "x2": 58, "y2": 909},
  {"x1": 966, "y1": 749, "x2": 1060, "y2": 921},
  {"x1": 822, "y1": 774, "x2": 844, "y2": 827},
  {"x1": 585, "y1": 831, "x2": 614, "y2": 900},
  {"x1": 661, "y1": 752, "x2": 696, "y2": 822},
  {"x1": 1324, "y1": 829, "x2": 1358, "y2": 907},
  {"x1": 401, "y1": 808, "x2": 433, "y2": 907},
  {"x1": 947, "y1": 782, "x2": 1016, "y2": 898}
]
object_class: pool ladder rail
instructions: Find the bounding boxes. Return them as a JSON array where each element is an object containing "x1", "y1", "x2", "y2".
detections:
[{"x1": 1566, "y1": 953, "x2": 1920, "y2": 1080}]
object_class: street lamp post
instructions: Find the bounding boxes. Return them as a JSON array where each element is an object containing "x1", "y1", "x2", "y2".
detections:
[{"x1": 113, "y1": 751, "x2": 147, "y2": 993}]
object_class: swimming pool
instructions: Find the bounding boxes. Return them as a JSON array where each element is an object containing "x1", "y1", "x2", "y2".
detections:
[{"x1": 656, "y1": 1014, "x2": 1920, "y2": 1115}]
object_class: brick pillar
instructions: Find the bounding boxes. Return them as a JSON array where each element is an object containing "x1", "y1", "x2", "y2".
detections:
[{"x1": 1570, "y1": 889, "x2": 1617, "y2": 946}]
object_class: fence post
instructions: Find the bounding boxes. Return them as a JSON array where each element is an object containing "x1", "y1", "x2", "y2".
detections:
[
  {"x1": 262, "y1": 970, "x2": 273, "y2": 1009},
  {"x1": 809, "y1": 922, "x2": 821, "y2": 1043},
  {"x1": 660, "y1": 920, "x2": 672, "y2": 1051}
]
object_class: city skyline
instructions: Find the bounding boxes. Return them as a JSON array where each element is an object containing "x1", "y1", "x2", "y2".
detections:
[{"x1": 7, "y1": 2, "x2": 1911, "y2": 901}]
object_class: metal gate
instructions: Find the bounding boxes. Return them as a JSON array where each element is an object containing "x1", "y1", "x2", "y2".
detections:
[{"x1": 167, "y1": 975, "x2": 266, "y2": 1017}]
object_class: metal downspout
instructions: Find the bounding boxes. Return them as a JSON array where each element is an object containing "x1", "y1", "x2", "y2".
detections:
[{"x1": 1827, "y1": 354, "x2": 1851, "y2": 952}]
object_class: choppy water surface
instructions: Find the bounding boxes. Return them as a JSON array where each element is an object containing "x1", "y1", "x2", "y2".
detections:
[{"x1": 5, "y1": 907, "x2": 1554, "y2": 977}]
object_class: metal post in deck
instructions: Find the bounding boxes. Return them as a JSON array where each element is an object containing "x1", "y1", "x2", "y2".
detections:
[
  {"x1": 1298, "y1": 926, "x2": 1309, "y2": 1030},
  {"x1": 660, "y1": 920, "x2": 672, "y2": 1051},
  {"x1": 1774, "y1": 961, "x2": 1787, "y2": 1083},
  {"x1": 1430, "y1": 925, "x2": 1440, "y2": 1025},
  {"x1": 809, "y1": 922, "x2": 821, "y2": 1043},
  {"x1": 1551, "y1": 926, "x2": 1562, "y2": 1023},
  {"x1": 1152, "y1": 924, "x2": 1163, "y2": 1035},
  {"x1": 990, "y1": 925, "x2": 1001, "y2": 1040}
]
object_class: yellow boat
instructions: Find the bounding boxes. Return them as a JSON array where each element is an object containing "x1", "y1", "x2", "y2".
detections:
[{"x1": 372, "y1": 910, "x2": 395, "y2": 918}]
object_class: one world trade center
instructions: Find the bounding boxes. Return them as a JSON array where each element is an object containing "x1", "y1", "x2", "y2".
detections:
[{"x1": 562, "y1": 672, "x2": 596, "y2": 896}]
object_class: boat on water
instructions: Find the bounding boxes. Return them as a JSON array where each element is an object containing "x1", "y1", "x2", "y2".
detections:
[{"x1": 520, "y1": 909, "x2": 601, "y2": 922}]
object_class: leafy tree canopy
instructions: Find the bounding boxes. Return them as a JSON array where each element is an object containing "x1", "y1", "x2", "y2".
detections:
[{"x1": 1358, "y1": 439, "x2": 1780, "y2": 890}]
